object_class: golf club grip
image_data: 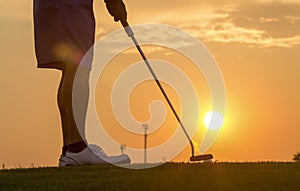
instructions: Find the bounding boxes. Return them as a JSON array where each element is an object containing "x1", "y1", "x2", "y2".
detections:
[
  {"x1": 121, "y1": 20, "x2": 134, "y2": 37},
  {"x1": 121, "y1": 20, "x2": 129, "y2": 27}
]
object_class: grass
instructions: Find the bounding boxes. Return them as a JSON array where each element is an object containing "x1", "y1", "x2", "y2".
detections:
[{"x1": 0, "y1": 162, "x2": 300, "y2": 191}]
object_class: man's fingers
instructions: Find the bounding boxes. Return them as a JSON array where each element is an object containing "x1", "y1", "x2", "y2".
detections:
[
  {"x1": 105, "y1": 0, "x2": 127, "y2": 23},
  {"x1": 114, "y1": 13, "x2": 126, "y2": 22}
]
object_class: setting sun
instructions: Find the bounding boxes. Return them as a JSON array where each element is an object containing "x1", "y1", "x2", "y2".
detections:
[{"x1": 203, "y1": 111, "x2": 224, "y2": 130}]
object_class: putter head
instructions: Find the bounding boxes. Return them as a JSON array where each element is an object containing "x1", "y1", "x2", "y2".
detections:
[{"x1": 190, "y1": 154, "x2": 213, "y2": 162}]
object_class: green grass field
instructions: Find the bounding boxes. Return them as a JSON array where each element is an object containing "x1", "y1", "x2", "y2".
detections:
[{"x1": 0, "y1": 162, "x2": 299, "y2": 191}]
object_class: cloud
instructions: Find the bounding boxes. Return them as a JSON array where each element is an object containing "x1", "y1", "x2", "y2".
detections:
[
  {"x1": 284, "y1": 15, "x2": 300, "y2": 24},
  {"x1": 259, "y1": 17, "x2": 279, "y2": 23},
  {"x1": 257, "y1": 0, "x2": 300, "y2": 4},
  {"x1": 157, "y1": 2, "x2": 300, "y2": 48},
  {"x1": 185, "y1": 16, "x2": 300, "y2": 48},
  {"x1": 122, "y1": 46, "x2": 167, "y2": 55},
  {"x1": 95, "y1": 0, "x2": 300, "y2": 49}
]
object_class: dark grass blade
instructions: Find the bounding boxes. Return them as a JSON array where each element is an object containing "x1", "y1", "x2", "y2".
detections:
[{"x1": 190, "y1": 154, "x2": 213, "y2": 161}]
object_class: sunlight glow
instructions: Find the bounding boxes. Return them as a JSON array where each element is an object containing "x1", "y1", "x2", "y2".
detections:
[{"x1": 203, "y1": 111, "x2": 224, "y2": 130}]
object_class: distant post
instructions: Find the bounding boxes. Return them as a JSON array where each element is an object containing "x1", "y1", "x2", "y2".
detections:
[
  {"x1": 143, "y1": 124, "x2": 148, "y2": 164},
  {"x1": 120, "y1": 144, "x2": 126, "y2": 154}
]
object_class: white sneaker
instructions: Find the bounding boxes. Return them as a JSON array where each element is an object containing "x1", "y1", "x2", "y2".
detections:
[{"x1": 59, "y1": 144, "x2": 130, "y2": 167}]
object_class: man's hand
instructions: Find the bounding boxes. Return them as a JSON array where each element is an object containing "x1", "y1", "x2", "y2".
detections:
[{"x1": 104, "y1": 0, "x2": 127, "y2": 22}]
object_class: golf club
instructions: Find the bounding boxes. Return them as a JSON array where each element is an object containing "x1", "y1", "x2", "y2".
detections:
[{"x1": 120, "y1": 20, "x2": 213, "y2": 162}]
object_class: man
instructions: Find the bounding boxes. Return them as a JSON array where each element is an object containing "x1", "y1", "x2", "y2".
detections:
[{"x1": 33, "y1": 0, "x2": 130, "y2": 166}]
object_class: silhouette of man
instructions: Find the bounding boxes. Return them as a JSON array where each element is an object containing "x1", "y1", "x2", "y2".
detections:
[{"x1": 33, "y1": 0, "x2": 130, "y2": 166}]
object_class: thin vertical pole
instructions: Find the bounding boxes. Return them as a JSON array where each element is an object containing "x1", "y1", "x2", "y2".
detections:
[{"x1": 143, "y1": 124, "x2": 148, "y2": 164}]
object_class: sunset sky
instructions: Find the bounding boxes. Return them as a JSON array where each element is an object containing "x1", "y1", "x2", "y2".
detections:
[{"x1": 0, "y1": 0, "x2": 299, "y2": 168}]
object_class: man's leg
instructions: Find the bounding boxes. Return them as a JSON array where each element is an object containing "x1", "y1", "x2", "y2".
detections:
[
  {"x1": 57, "y1": 62, "x2": 90, "y2": 154},
  {"x1": 56, "y1": 62, "x2": 131, "y2": 166}
]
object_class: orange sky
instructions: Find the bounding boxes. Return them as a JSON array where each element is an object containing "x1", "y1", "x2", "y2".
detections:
[{"x1": 0, "y1": 0, "x2": 299, "y2": 168}]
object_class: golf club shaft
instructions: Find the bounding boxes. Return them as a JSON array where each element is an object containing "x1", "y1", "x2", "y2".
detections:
[{"x1": 121, "y1": 20, "x2": 195, "y2": 157}]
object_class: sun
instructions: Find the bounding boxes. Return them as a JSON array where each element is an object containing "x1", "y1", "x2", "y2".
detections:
[{"x1": 203, "y1": 111, "x2": 224, "y2": 130}]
